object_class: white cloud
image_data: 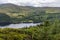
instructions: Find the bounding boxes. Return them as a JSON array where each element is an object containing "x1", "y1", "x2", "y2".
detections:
[{"x1": 0, "y1": 0, "x2": 60, "y2": 7}]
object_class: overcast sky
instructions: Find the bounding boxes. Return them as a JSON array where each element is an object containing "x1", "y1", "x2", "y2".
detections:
[{"x1": 0, "y1": 0, "x2": 60, "y2": 7}]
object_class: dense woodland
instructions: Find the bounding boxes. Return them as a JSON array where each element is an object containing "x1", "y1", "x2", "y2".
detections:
[{"x1": 0, "y1": 3, "x2": 60, "y2": 24}]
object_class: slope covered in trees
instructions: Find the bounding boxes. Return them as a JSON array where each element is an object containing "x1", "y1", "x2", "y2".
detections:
[{"x1": 0, "y1": 3, "x2": 60, "y2": 24}]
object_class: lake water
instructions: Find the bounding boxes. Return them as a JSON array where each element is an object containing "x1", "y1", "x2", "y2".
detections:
[{"x1": 0, "y1": 23, "x2": 40, "y2": 28}]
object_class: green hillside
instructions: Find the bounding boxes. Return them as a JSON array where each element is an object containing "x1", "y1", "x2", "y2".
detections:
[{"x1": 0, "y1": 3, "x2": 60, "y2": 24}]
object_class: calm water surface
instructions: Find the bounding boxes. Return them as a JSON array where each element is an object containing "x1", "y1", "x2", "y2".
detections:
[{"x1": 0, "y1": 23, "x2": 40, "y2": 28}]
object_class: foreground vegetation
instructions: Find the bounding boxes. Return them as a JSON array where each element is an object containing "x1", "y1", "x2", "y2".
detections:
[{"x1": 0, "y1": 20, "x2": 60, "y2": 40}]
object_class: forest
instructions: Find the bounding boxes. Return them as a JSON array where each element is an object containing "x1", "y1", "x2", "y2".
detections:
[{"x1": 0, "y1": 3, "x2": 60, "y2": 24}]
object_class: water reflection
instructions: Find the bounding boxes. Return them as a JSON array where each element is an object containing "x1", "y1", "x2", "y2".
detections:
[{"x1": 0, "y1": 23, "x2": 40, "y2": 28}]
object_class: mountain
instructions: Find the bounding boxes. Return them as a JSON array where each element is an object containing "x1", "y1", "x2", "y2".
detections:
[
  {"x1": 0, "y1": 3, "x2": 39, "y2": 13},
  {"x1": 0, "y1": 3, "x2": 60, "y2": 13},
  {"x1": 0, "y1": 3, "x2": 20, "y2": 13}
]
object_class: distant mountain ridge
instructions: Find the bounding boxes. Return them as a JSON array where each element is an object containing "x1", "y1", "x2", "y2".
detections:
[
  {"x1": 0, "y1": 3, "x2": 60, "y2": 11},
  {"x1": 0, "y1": 3, "x2": 60, "y2": 14}
]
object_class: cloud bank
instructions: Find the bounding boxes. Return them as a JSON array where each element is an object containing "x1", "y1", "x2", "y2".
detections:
[{"x1": 0, "y1": 0, "x2": 60, "y2": 7}]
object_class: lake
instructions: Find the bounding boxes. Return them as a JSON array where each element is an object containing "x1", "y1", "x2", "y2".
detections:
[{"x1": 0, "y1": 23, "x2": 40, "y2": 28}]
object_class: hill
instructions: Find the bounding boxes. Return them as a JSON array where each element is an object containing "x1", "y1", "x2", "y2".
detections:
[{"x1": 0, "y1": 3, "x2": 60, "y2": 24}]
